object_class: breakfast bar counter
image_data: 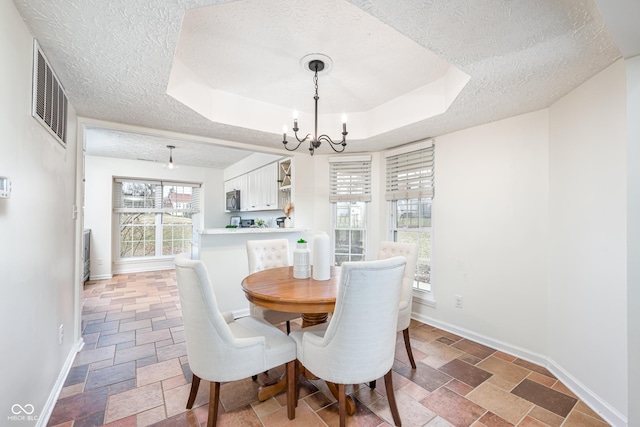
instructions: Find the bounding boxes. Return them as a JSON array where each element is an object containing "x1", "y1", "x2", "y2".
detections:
[{"x1": 191, "y1": 227, "x2": 312, "y2": 315}]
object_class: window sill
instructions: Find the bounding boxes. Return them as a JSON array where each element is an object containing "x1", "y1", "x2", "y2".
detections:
[{"x1": 413, "y1": 290, "x2": 436, "y2": 308}]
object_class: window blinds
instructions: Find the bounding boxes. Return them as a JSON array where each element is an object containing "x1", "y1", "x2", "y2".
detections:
[
  {"x1": 385, "y1": 140, "x2": 434, "y2": 201},
  {"x1": 329, "y1": 155, "x2": 372, "y2": 202},
  {"x1": 113, "y1": 179, "x2": 201, "y2": 213}
]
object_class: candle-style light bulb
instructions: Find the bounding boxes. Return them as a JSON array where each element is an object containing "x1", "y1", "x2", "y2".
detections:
[
  {"x1": 293, "y1": 110, "x2": 299, "y2": 130},
  {"x1": 282, "y1": 125, "x2": 288, "y2": 142},
  {"x1": 342, "y1": 114, "x2": 347, "y2": 133}
]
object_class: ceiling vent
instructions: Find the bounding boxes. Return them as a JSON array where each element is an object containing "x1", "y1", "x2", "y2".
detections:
[{"x1": 32, "y1": 40, "x2": 68, "y2": 148}]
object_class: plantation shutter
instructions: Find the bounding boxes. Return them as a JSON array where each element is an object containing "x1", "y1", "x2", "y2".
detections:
[
  {"x1": 385, "y1": 140, "x2": 434, "y2": 201},
  {"x1": 329, "y1": 155, "x2": 372, "y2": 202}
]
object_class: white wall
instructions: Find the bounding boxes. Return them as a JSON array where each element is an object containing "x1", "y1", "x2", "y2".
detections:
[
  {"x1": 305, "y1": 61, "x2": 630, "y2": 424},
  {"x1": 0, "y1": 1, "x2": 80, "y2": 423},
  {"x1": 84, "y1": 155, "x2": 225, "y2": 278},
  {"x1": 416, "y1": 111, "x2": 550, "y2": 358},
  {"x1": 627, "y1": 54, "x2": 640, "y2": 427},
  {"x1": 548, "y1": 60, "x2": 628, "y2": 423}
]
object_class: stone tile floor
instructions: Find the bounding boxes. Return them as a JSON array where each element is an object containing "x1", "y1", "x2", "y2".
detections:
[{"x1": 47, "y1": 270, "x2": 610, "y2": 427}]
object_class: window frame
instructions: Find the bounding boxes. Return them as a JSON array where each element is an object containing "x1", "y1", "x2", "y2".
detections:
[
  {"x1": 384, "y1": 140, "x2": 436, "y2": 306},
  {"x1": 331, "y1": 201, "x2": 369, "y2": 266},
  {"x1": 328, "y1": 156, "x2": 372, "y2": 266},
  {"x1": 113, "y1": 179, "x2": 201, "y2": 262},
  {"x1": 389, "y1": 197, "x2": 432, "y2": 294}
]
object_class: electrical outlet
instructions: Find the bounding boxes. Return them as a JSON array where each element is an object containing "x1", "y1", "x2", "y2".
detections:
[
  {"x1": 58, "y1": 324, "x2": 64, "y2": 344},
  {"x1": 455, "y1": 295, "x2": 463, "y2": 309}
]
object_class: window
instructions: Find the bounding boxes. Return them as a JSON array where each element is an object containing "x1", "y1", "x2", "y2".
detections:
[
  {"x1": 334, "y1": 201, "x2": 367, "y2": 265},
  {"x1": 386, "y1": 140, "x2": 434, "y2": 292},
  {"x1": 391, "y1": 198, "x2": 432, "y2": 291},
  {"x1": 114, "y1": 179, "x2": 201, "y2": 259},
  {"x1": 329, "y1": 156, "x2": 371, "y2": 266}
]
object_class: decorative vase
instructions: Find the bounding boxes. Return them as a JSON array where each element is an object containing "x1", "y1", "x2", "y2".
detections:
[
  {"x1": 312, "y1": 231, "x2": 331, "y2": 281},
  {"x1": 284, "y1": 217, "x2": 292, "y2": 228},
  {"x1": 293, "y1": 242, "x2": 311, "y2": 279}
]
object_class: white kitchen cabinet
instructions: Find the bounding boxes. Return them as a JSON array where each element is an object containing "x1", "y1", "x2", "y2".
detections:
[
  {"x1": 231, "y1": 162, "x2": 278, "y2": 212},
  {"x1": 261, "y1": 162, "x2": 278, "y2": 210}
]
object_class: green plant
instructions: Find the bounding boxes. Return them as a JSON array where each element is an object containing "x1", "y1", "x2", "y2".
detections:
[{"x1": 297, "y1": 238, "x2": 306, "y2": 243}]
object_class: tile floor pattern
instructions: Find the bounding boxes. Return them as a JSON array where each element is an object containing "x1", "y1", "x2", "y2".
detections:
[{"x1": 48, "y1": 270, "x2": 610, "y2": 427}]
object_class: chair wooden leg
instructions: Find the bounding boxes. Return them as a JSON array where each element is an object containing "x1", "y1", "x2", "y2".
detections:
[
  {"x1": 403, "y1": 328, "x2": 417, "y2": 369},
  {"x1": 294, "y1": 361, "x2": 299, "y2": 406},
  {"x1": 252, "y1": 375, "x2": 258, "y2": 381},
  {"x1": 286, "y1": 361, "x2": 296, "y2": 420},
  {"x1": 369, "y1": 380, "x2": 376, "y2": 389},
  {"x1": 186, "y1": 374, "x2": 200, "y2": 409},
  {"x1": 338, "y1": 383, "x2": 347, "y2": 427},
  {"x1": 384, "y1": 370, "x2": 402, "y2": 426},
  {"x1": 207, "y1": 381, "x2": 220, "y2": 427},
  {"x1": 286, "y1": 320, "x2": 291, "y2": 334}
]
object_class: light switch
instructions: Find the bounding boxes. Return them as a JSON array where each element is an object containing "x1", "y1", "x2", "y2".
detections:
[{"x1": 0, "y1": 176, "x2": 11, "y2": 198}]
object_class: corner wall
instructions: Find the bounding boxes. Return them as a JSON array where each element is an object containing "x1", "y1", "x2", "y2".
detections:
[
  {"x1": 547, "y1": 60, "x2": 627, "y2": 423},
  {"x1": 415, "y1": 110, "x2": 550, "y2": 358},
  {"x1": 627, "y1": 54, "x2": 640, "y2": 427},
  {"x1": 0, "y1": 1, "x2": 80, "y2": 422}
]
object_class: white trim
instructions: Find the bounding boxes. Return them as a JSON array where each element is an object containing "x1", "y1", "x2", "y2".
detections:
[
  {"x1": 547, "y1": 358, "x2": 627, "y2": 427},
  {"x1": 89, "y1": 273, "x2": 113, "y2": 281},
  {"x1": 36, "y1": 338, "x2": 84, "y2": 427},
  {"x1": 112, "y1": 259, "x2": 175, "y2": 275},
  {"x1": 410, "y1": 312, "x2": 626, "y2": 427},
  {"x1": 413, "y1": 290, "x2": 436, "y2": 308},
  {"x1": 384, "y1": 138, "x2": 434, "y2": 158},
  {"x1": 232, "y1": 307, "x2": 251, "y2": 319},
  {"x1": 328, "y1": 154, "x2": 372, "y2": 163}
]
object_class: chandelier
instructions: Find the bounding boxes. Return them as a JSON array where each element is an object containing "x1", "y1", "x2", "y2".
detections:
[{"x1": 282, "y1": 59, "x2": 348, "y2": 156}]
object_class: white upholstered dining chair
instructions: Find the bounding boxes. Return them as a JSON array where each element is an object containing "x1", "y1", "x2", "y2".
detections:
[
  {"x1": 380, "y1": 242, "x2": 419, "y2": 366},
  {"x1": 174, "y1": 253, "x2": 297, "y2": 427},
  {"x1": 246, "y1": 239, "x2": 301, "y2": 334},
  {"x1": 289, "y1": 257, "x2": 407, "y2": 427}
]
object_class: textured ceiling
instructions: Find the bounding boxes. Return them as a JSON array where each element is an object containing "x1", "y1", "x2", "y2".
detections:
[{"x1": 11, "y1": 0, "x2": 625, "y2": 168}]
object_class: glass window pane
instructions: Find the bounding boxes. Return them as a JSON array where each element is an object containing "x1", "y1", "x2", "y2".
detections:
[
  {"x1": 335, "y1": 230, "x2": 349, "y2": 254},
  {"x1": 118, "y1": 181, "x2": 195, "y2": 260},
  {"x1": 392, "y1": 198, "x2": 431, "y2": 292},
  {"x1": 161, "y1": 213, "x2": 193, "y2": 256}
]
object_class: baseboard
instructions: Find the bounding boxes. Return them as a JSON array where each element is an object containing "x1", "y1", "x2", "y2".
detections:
[
  {"x1": 233, "y1": 307, "x2": 251, "y2": 319},
  {"x1": 36, "y1": 337, "x2": 84, "y2": 427},
  {"x1": 411, "y1": 312, "x2": 548, "y2": 367},
  {"x1": 89, "y1": 273, "x2": 112, "y2": 281},
  {"x1": 411, "y1": 313, "x2": 626, "y2": 427},
  {"x1": 547, "y1": 358, "x2": 627, "y2": 427}
]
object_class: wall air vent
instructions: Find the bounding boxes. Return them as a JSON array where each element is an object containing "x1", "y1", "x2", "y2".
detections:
[{"x1": 32, "y1": 40, "x2": 68, "y2": 148}]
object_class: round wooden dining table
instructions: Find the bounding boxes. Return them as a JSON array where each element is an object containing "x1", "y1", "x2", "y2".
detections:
[
  {"x1": 241, "y1": 265, "x2": 356, "y2": 414},
  {"x1": 241, "y1": 265, "x2": 340, "y2": 328}
]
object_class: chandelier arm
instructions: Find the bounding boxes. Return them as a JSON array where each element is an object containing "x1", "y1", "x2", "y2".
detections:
[
  {"x1": 294, "y1": 131, "x2": 312, "y2": 144},
  {"x1": 317, "y1": 134, "x2": 347, "y2": 146},
  {"x1": 317, "y1": 135, "x2": 347, "y2": 153},
  {"x1": 282, "y1": 139, "x2": 304, "y2": 152}
]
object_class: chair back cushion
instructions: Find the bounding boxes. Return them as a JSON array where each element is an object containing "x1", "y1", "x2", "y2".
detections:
[
  {"x1": 302, "y1": 256, "x2": 406, "y2": 384},
  {"x1": 246, "y1": 239, "x2": 290, "y2": 273},
  {"x1": 379, "y1": 241, "x2": 419, "y2": 331}
]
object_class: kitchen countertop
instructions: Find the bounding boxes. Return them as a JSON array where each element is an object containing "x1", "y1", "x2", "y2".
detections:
[{"x1": 197, "y1": 228, "x2": 307, "y2": 235}]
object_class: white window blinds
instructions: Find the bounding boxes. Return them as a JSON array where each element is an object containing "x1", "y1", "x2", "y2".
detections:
[
  {"x1": 329, "y1": 155, "x2": 372, "y2": 202},
  {"x1": 113, "y1": 179, "x2": 201, "y2": 213},
  {"x1": 385, "y1": 140, "x2": 434, "y2": 201}
]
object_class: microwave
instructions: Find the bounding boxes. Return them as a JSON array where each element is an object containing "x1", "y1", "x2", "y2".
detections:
[{"x1": 226, "y1": 190, "x2": 241, "y2": 212}]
